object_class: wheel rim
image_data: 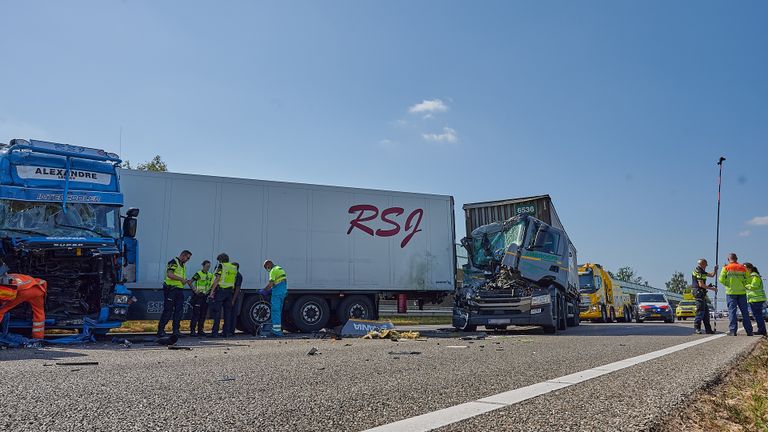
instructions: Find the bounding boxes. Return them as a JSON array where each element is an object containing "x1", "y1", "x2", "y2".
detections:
[
  {"x1": 348, "y1": 303, "x2": 369, "y2": 319},
  {"x1": 251, "y1": 302, "x2": 271, "y2": 324},
  {"x1": 302, "y1": 302, "x2": 323, "y2": 324}
]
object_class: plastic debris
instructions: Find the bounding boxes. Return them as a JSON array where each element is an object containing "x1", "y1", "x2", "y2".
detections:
[
  {"x1": 307, "y1": 347, "x2": 320, "y2": 356},
  {"x1": 387, "y1": 351, "x2": 421, "y2": 355},
  {"x1": 168, "y1": 346, "x2": 191, "y2": 351},
  {"x1": 445, "y1": 345, "x2": 468, "y2": 349},
  {"x1": 55, "y1": 361, "x2": 99, "y2": 366}
]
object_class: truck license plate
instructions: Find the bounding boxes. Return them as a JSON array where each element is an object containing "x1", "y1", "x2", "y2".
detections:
[{"x1": 489, "y1": 318, "x2": 510, "y2": 325}]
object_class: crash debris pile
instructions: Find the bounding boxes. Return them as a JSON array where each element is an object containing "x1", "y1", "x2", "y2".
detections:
[{"x1": 362, "y1": 329, "x2": 421, "y2": 340}]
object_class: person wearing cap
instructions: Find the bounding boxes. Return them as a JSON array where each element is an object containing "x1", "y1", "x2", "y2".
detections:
[
  {"x1": 691, "y1": 258, "x2": 718, "y2": 334},
  {"x1": 260, "y1": 260, "x2": 287, "y2": 337}
]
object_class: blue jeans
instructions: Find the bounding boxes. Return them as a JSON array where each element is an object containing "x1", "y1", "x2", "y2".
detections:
[
  {"x1": 749, "y1": 301, "x2": 766, "y2": 335},
  {"x1": 271, "y1": 282, "x2": 287, "y2": 334},
  {"x1": 694, "y1": 298, "x2": 711, "y2": 332},
  {"x1": 727, "y1": 294, "x2": 753, "y2": 335}
]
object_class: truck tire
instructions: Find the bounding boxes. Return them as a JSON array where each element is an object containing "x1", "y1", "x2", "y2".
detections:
[
  {"x1": 291, "y1": 295, "x2": 331, "y2": 333},
  {"x1": 609, "y1": 307, "x2": 616, "y2": 323},
  {"x1": 336, "y1": 295, "x2": 375, "y2": 324},
  {"x1": 240, "y1": 295, "x2": 272, "y2": 334},
  {"x1": 566, "y1": 299, "x2": 580, "y2": 327},
  {"x1": 600, "y1": 305, "x2": 608, "y2": 323}
]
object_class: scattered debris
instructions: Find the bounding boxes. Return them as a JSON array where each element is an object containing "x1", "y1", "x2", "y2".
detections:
[
  {"x1": 168, "y1": 346, "x2": 192, "y2": 351},
  {"x1": 55, "y1": 361, "x2": 99, "y2": 366},
  {"x1": 460, "y1": 334, "x2": 486, "y2": 341},
  {"x1": 388, "y1": 351, "x2": 421, "y2": 355},
  {"x1": 446, "y1": 345, "x2": 469, "y2": 349},
  {"x1": 307, "y1": 347, "x2": 320, "y2": 356},
  {"x1": 219, "y1": 377, "x2": 236, "y2": 382},
  {"x1": 344, "y1": 343, "x2": 352, "y2": 347},
  {"x1": 341, "y1": 319, "x2": 395, "y2": 337},
  {"x1": 362, "y1": 329, "x2": 421, "y2": 341}
]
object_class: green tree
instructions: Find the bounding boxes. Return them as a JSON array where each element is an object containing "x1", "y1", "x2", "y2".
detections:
[
  {"x1": 614, "y1": 266, "x2": 645, "y2": 284},
  {"x1": 665, "y1": 271, "x2": 688, "y2": 294},
  {"x1": 121, "y1": 155, "x2": 167, "y2": 172}
]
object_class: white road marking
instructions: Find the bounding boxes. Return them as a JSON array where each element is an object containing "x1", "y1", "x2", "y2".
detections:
[{"x1": 363, "y1": 334, "x2": 725, "y2": 432}]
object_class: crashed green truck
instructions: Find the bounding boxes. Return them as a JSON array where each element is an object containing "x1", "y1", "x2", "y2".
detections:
[{"x1": 454, "y1": 196, "x2": 580, "y2": 333}]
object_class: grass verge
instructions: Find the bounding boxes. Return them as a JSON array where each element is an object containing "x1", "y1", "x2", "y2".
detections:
[{"x1": 660, "y1": 339, "x2": 768, "y2": 432}]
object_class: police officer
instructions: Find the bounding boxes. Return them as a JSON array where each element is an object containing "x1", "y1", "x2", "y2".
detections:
[
  {"x1": 157, "y1": 250, "x2": 192, "y2": 337},
  {"x1": 744, "y1": 263, "x2": 767, "y2": 337},
  {"x1": 229, "y1": 262, "x2": 243, "y2": 337},
  {"x1": 719, "y1": 253, "x2": 754, "y2": 336},
  {"x1": 208, "y1": 253, "x2": 238, "y2": 338},
  {"x1": 260, "y1": 260, "x2": 286, "y2": 337},
  {"x1": 691, "y1": 259, "x2": 717, "y2": 334},
  {"x1": 188, "y1": 260, "x2": 213, "y2": 337}
]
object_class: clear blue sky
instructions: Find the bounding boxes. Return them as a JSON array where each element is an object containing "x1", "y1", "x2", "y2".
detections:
[{"x1": 1, "y1": 1, "x2": 766, "y2": 299}]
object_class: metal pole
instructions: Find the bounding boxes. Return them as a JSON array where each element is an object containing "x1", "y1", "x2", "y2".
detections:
[{"x1": 714, "y1": 157, "x2": 725, "y2": 332}]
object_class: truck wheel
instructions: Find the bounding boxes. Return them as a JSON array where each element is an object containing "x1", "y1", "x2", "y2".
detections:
[
  {"x1": 336, "y1": 295, "x2": 375, "y2": 324},
  {"x1": 566, "y1": 299, "x2": 580, "y2": 327},
  {"x1": 291, "y1": 295, "x2": 331, "y2": 333},
  {"x1": 240, "y1": 295, "x2": 272, "y2": 334},
  {"x1": 609, "y1": 307, "x2": 616, "y2": 323}
]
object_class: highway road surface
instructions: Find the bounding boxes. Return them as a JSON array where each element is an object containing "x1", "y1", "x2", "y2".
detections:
[{"x1": 0, "y1": 322, "x2": 760, "y2": 432}]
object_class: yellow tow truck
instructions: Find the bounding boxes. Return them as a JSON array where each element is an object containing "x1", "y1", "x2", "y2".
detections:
[
  {"x1": 578, "y1": 263, "x2": 633, "y2": 322},
  {"x1": 675, "y1": 289, "x2": 697, "y2": 320}
]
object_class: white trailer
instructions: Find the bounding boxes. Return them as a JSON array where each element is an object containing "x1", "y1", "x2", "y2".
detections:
[{"x1": 118, "y1": 169, "x2": 456, "y2": 332}]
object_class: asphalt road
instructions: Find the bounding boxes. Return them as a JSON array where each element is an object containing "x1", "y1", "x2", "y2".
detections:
[{"x1": 0, "y1": 322, "x2": 760, "y2": 432}]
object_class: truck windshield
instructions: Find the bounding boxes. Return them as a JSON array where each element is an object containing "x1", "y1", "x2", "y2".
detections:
[
  {"x1": 470, "y1": 219, "x2": 526, "y2": 268},
  {"x1": 637, "y1": 294, "x2": 666, "y2": 303},
  {"x1": 579, "y1": 271, "x2": 597, "y2": 293},
  {"x1": 0, "y1": 200, "x2": 121, "y2": 238}
]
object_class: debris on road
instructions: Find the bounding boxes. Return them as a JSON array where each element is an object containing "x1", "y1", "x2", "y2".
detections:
[
  {"x1": 307, "y1": 347, "x2": 320, "y2": 356},
  {"x1": 362, "y1": 329, "x2": 421, "y2": 341},
  {"x1": 445, "y1": 345, "x2": 469, "y2": 349},
  {"x1": 460, "y1": 334, "x2": 486, "y2": 341},
  {"x1": 387, "y1": 351, "x2": 421, "y2": 355},
  {"x1": 168, "y1": 346, "x2": 192, "y2": 351},
  {"x1": 219, "y1": 377, "x2": 236, "y2": 382},
  {"x1": 55, "y1": 361, "x2": 99, "y2": 366},
  {"x1": 341, "y1": 318, "x2": 396, "y2": 337}
]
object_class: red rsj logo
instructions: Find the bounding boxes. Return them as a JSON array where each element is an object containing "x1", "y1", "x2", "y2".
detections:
[{"x1": 347, "y1": 205, "x2": 424, "y2": 248}]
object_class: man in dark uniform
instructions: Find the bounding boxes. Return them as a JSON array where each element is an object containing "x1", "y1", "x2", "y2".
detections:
[
  {"x1": 229, "y1": 262, "x2": 243, "y2": 337},
  {"x1": 692, "y1": 258, "x2": 718, "y2": 334},
  {"x1": 157, "y1": 250, "x2": 192, "y2": 337}
]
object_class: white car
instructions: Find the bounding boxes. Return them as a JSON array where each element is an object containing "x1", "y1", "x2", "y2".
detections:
[{"x1": 635, "y1": 293, "x2": 675, "y2": 323}]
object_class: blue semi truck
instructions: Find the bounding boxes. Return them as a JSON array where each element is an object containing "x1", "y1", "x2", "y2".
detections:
[{"x1": 0, "y1": 138, "x2": 139, "y2": 335}]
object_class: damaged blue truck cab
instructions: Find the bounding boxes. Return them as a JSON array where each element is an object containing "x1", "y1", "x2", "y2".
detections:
[
  {"x1": 0, "y1": 139, "x2": 139, "y2": 334},
  {"x1": 454, "y1": 197, "x2": 579, "y2": 333}
]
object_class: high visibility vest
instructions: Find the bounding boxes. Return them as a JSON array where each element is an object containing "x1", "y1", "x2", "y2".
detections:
[
  {"x1": 746, "y1": 273, "x2": 767, "y2": 303},
  {"x1": 164, "y1": 258, "x2": 187, "y2": 288},
  {"x1": 218, "y1": 262, "x2": 237, "y2": 289},
  {"x1": 719, "y1": 263, "x2": 748, "y2": 295},
  {"x1": 194, "y1": 270, "x2": 214, "y2": 294},
  {"x1": 269, "y1": 265, "x2": 287, "y2": 285}
]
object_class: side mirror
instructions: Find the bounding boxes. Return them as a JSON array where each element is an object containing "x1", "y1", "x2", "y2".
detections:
[
  {"x1": 126, "y1": 208, "x2": 140, "y2": 218},
  {"x1": 123, "y1": 217, "x2": 138, "y2": 238}
]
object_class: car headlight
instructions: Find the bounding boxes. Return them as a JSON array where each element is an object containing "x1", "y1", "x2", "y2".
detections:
[
  {"x1": 531, "y1": 295, "x2": 551, "y2": 306},
  {"x1": 113, "y1": 295, "x2": 130, "y2": 304},
  {"x1": 111, "y1": 307, "x2": 127, "y2": 315}
]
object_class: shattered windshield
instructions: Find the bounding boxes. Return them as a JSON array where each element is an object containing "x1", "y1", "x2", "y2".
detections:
[
  {"x1": 0, "y1": 199, "x2": 120, "y2": 238},
  {"x1": 470, "y1": 219, "x2": 526, "y2": 268},
  {"x1": 579, "y1": 271, "x2": 597, "y2": 293}
]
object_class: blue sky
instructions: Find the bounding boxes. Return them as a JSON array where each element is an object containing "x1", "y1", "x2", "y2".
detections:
[{"x1": 1, "y1": 1, "x2": 766, "y2": 298}]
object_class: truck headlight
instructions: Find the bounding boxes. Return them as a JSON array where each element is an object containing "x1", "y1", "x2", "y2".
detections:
[
  {"x1": 111, "y1": 307, "x2": 127, "y2": 315},
  {"x1": 113, "y1": 295, "x2": 130, "y2": 304},
  {"x1": 531, "y1": 295, "x2": 551, "y2": 306}
]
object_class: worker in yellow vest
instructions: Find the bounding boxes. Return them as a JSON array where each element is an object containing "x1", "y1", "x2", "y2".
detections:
[
  {"x1": 719, "y1": 253, "x2": 753, "y2": 336},
  {"x1": 208, "y1": 253, "x2": 238, "y2": 338},
  {"x1": 188, "y1": 260, "x2": 214, "y2": 337},
  {"x1": 744, "y1": 263, "x2": 766, "y2": 336},
  {"x1": 157, "y1": 250, "x2": 192, "y2": 337},
  {"x1": 260, "y1": 260, "x2": 287, "y2": 337}
]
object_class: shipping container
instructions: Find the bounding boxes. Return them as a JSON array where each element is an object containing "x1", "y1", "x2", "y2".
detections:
[
  {"x1": 119, "y1": 169, "x2": 456, "y2": 333},
  {"x1": 463, "y1": 195, "x2": 564, "y2": 235}
]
